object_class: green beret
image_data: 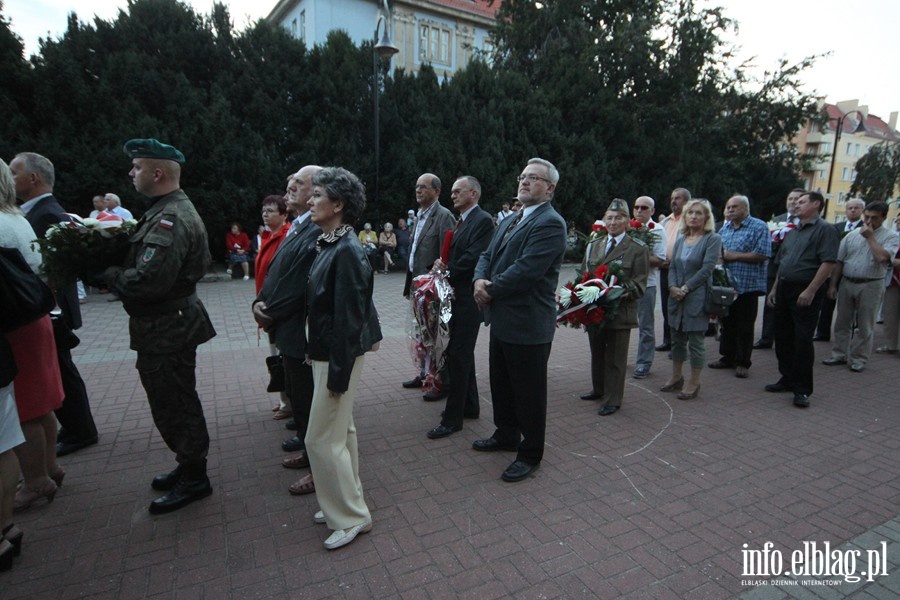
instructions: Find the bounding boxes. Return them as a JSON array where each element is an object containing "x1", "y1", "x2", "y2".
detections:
[{"x1": 123, "y1": 138, "x2": 186, "y2": 164}]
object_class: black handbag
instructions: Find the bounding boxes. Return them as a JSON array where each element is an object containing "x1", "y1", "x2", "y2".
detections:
[
  {"x1": 705, "y1": 264, "x2": 737, "y2": 317},
  {"x1": 0, "y1": 247, "x2": 56, "y2": 333},
  {"x1": 266, "y1": 354, "x2": 286, "y2": 393}
]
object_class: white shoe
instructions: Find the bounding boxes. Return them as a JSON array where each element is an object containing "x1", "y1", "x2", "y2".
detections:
[
  {"x1": 313, "y1": 510, "x2": 326, "y2": 524},
  {"x1": 323, "y1": 521, "x2": 372, "y2": 550},
  {"x1": 243, "y1": 275, "x2": 249, "y2": 281},
  {"x1": 225, "y1": 269, "x2": 232, "y2": 275}
]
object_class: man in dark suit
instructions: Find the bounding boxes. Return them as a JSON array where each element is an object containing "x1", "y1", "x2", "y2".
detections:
[
  {"x1": 10, "y1": 152, "x2": 99, "y2": 456},
  {"x1": 814, "y1": 198, "x2": 865, "y2": 341},
  {"x1": 472, "y1": 158, "x2": 567, "y2": 482},
  {"x1": 254, "y1": 165, "x2": 323, "y2": 496},
  {"x1": 402, "y1": 173, "x2": 456, "y2": 393},
  {"x1": 425, "y1": 176, "x2": 494, "y2": 439},
  {"x1": 755, "y1": 189, "x2": 803, "y2": 349},
  {"x1": 580, "y1": 199, "x2": 649, "y2": 416}
]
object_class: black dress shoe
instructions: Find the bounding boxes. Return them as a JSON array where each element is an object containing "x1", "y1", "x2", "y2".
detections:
[
  {"x1": 441, "y1": 410, "x2": 479, "y2": 419},
  {"x1": 427, "y1": 424, "x2": 462, "y2": 439},
  {"x1": 282, "y1": 435, "x2": 304, "y2": 452},
  {"x1": 598, "y1": 405, "x2": 619, "y2": 416},
  {"x1": 655, "y1": 343, "x2": 671, "y2": 352},
  {"x1": 285, "y1": 418, "x2": 298, "y2": 431},
  {"x1": 821, "y1": 357, "x2": 847, "y2": 366},
  {"x1": 812, "y1": 335, "x2": 830, "y2": 342},
  {"x1": 148, "y1": 477, "x2": 213, "y2": 515},
  {"x1": 764, "y1": 382, "x2": 791, "y2": 393},
  {"x1": 402, "y1": 376, "x2": 423, "y2": 389},
  {"x1": 56, "y1": 436, "x2": 98, "y2": 457},
  {"x1": 580, "y1": 392, "x2": 602, "y2": 401},
  {"x1": 423, "y1": 388, "x2": 449, "y2": 401},
  {"x1": 472, "y1": 438, "x2": 517, "y2": 452},
  {"x1": 501, "y1": 460, "x2": 539, "y2": 482},
  {"x1": 753, "y1": 340, "x2": 772, "y2": 349},
  {"x1": 793, "y1": 393, "x2": 810, "y2": 408},
  {"x1": 151, "y1": 465, "x2": 184, "y2": 491}
]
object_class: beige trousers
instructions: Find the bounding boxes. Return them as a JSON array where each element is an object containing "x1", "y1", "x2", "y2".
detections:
[{"x1": 305, "y1": 357, "x2": 371, "y2": 531}]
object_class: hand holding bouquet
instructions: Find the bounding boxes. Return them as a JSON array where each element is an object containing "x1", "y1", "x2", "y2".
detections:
[
  {"x1": 35, "y1": 213, "x2": 137, "y2": 286},
  {"x1": 556, "y1": 263, "x2": 626, "y2": 333}
]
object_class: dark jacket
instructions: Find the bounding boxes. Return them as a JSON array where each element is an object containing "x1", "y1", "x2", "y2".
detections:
[
  {"x1": 256, "y1": 217, "x2": 321, "y2": 359},
  {"x1": 582, "y1": 234, "x2": 650, "y2": 329},
  {"x1": 473, "y1": 201, "x2": 567, "y2": 345},
  {"x1": 25, "y1": 194, "x2": 82, "y2": 330},
  {"x1": 306, "y1": 228, "x2": 382, "y2": 393}
]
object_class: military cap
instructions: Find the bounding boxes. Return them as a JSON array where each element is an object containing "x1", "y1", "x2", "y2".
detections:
[
  {"x1": 123, "y1": 138, "x2": 186, "y2": 164},
  {"x1": 606, "y1": 198, "x2": 629, "y2": 216}
]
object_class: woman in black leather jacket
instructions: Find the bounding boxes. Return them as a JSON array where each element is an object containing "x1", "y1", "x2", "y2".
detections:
[{"x1": 304, "y1": 167, "x2": 382, "y2": 551}]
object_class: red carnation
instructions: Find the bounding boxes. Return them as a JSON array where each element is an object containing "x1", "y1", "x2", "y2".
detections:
[
  {"x1": 629, "y1": 219, "x2": 642, "y2": 229},
  {"x1": 594, "y1": 264, "x2": 608, "y2": 280}
]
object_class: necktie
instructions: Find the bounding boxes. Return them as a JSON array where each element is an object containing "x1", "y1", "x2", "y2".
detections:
[
  {"x1": 502, "y1": 212, "x2": 522, "y2": 242},
  {"x1": 607, "y1": 237, "x2": 617, "y2": 255}
]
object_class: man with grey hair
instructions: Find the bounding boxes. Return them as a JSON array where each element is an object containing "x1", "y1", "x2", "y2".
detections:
[
  {"x1": 708, "y1": 195, "x2": 770, "y2": 377},
  {"x1": 631, "y1": 196, "x2": 667, "y2": 378},
  {"x1": 254, "y1": 165, "x2": 324, "y2": 495},
  {"x1": 104, "y1": 193, "x2": 133, "y2": 220},
  {"x1": 9, "y1": 151, "x2": 99, "y2": 456},
  {"x1": 472, "y1": 158, "x2": 567, "y2": 482},
  {"x1": 402, "y1": 173, "x2": 455, "y2": 393}
]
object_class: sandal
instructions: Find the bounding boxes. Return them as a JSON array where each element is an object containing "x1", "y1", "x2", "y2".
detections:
[
  {"x1": 273, "y1": 409, "x2": 293, "y2": 421},
  {"x1": 282, "y1": 453, "x2": 310, "y2": 469},
  {"x1": 288, "y1": 474, "x2": 315, "y2": 496}
]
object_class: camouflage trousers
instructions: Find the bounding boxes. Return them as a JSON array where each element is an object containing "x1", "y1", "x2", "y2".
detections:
[{"x1": 136, "y1": 347, "x2": 210, "y2": 477}]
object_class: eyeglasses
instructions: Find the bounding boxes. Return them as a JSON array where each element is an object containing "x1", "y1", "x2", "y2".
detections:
[
  {"x1": 634, "y1": 205, "x2": 652, "y2": 210},
  {"x1": 517, "y1": 174, "x2": 550, "y2": 184}
]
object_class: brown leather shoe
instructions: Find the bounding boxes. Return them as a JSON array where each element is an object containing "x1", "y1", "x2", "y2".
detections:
[{"x1": 288, "y1": 474, "x2": 315, "y2": 495}]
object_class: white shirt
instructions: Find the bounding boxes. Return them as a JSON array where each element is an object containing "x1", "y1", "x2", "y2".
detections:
[
  {"x1": 110, "y1": 205, "x2": 133, "y2": 220},
  {"x1": 18, "y1": 192, "x2": 53, "y2": 215},
  {"x1": 409, "y1": 202, "x2": 438, "y2": 271}
]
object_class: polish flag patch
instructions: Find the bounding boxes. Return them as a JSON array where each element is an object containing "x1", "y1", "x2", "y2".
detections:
[{"x1": 159, "y1": 219, "x2": 174, "y2": 230}]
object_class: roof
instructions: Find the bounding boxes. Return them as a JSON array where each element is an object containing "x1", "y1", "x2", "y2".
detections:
[
  {"x1": 424, "y1": 0, "x2": 501, "y2": 19},
  {"x1": 823, "y1": 103, "x2": 900, "y2": 143}
]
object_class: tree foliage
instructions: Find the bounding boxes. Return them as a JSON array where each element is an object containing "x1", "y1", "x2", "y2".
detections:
[
  {"x1": 851, "y1": 142, "x2": 900, "y2": 202},
  {"x1": 0, "y1": 0, "x2": 821, "y2": 254}
]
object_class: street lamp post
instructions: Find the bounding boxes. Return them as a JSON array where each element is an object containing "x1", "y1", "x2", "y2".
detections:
[
  {"x1": 372, "y1": 3, "x2": 399, "y2": 225},
  {"x1": 824, "y1": 109, "x2": 866, "y2": 220}
]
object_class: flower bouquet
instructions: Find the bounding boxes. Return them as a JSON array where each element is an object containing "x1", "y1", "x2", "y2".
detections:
[
  {"x1": 35, "y1": 213, "x2": 137, "y2": 286},
  {"x1": 588, "y1": 219, "x2": 660, "y2": 248},
  {"x1": 767, "y1": 220, "x2": 795, "y2": 248},
  {"x1": 407, "y1": 264, "x2": 454, "y2": 393},
  {"x1": 556, "y1": 262, "x2": 625, "y2": 333}
]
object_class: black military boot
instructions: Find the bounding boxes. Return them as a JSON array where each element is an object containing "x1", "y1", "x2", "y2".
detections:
[
  {"x1": 151, "y1": 465, "x2": 183, "y2": 491},
  {"x1": 148, "y1": 474, "x2": 212, "y2": 515}
]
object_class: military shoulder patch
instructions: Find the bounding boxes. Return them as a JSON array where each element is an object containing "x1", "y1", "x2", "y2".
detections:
[
  {"x1": 142, "y1": 247, "x2": 157, "y2": 263},
  {"x1": 159, "y1": 218, "x2": 175, "y2": 230}
]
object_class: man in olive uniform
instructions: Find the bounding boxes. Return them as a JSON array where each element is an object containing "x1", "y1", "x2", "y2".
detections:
[{"x1": 105, "y1": 139, "x2": 217, "y2": 515}]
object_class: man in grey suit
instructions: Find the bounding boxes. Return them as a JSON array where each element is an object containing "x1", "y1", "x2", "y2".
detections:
[
  {"x1": 253, "y1": 165, "x2": 322, "y2": 496},
  {"x1": 402, "y1": 173, "x2": 456, "y2": 391},
  {"x1": 472, "y1": 158, "x2": 567, "y2": 482}
]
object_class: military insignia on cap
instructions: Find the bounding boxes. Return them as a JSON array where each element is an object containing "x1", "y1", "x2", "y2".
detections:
[{"x1": 607, "y1": 198, "x2": 630, "y2": 215}]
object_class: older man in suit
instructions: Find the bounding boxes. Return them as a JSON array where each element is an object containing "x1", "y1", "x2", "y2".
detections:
[
  {"x1": 10, "y1": 152, "x2": 99, "y2": 456},
  {"x1": 580, "y1": 199, "x2": 649, "y2": 416},
  {"x1": 472, "y1": 158, "x2": 567, "y2": 482},
  {"x1": 402, "y1": 173, "x2": 456, "y2": 392},
  {"x1": 425, "y1": 176, "x2": 494, "y2": 439},
  {"x1": 253, "y1": 166, "x2": 323, "y2": 496}
]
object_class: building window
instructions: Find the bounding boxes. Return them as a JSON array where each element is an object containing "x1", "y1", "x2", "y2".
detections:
[
  {"x1": 291, "y1": 18, "x2": 297, "y2": 38},
  {"x1": 820, "y1": 142, "x2": 831, "y2": 154},
  {"x1": 299, "y1": 10, "x2": 306, "y2": 43},
  {"x1": 841, "y1": 167, "x2": 856, "y2": 182},
  {"x1": 818, "y1": 170, "x2": 826, "y2": 180},
  {"x1": 420, "y1": 23, "x2": 451, "y2": 65},
  {"x1": 837, "y1": 192, "x2": 846, "y2": 205}
]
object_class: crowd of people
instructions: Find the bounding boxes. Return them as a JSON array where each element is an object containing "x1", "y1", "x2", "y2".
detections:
[{"x1": 1, "y1": 143, "x2": 899, "y2": 563}]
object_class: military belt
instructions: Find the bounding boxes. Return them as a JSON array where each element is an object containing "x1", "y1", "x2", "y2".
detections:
[{"x1": 124, "y1": 292, "x2": 198, "y2": 317}]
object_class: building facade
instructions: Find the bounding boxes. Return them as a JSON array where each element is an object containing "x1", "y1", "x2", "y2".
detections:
[
  {"x1": 795, "y1": 99, "x2": 899, "y2": 223},
  {"x1": 266, "y1": 0, "x2": 500, "y2": 78}
]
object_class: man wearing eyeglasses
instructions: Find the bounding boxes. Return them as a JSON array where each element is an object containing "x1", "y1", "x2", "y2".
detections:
[
  {"x1": 631, "y1": 196, "x2": 668, "y2": 379},
  {"x1": 472, "y1": 158, "x2": 567, "y2": 482}
]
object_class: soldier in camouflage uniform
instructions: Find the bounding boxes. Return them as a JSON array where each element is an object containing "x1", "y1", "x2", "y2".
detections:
[{"x1": 105, "y1": 139, "x2": 217, "y2": 515}]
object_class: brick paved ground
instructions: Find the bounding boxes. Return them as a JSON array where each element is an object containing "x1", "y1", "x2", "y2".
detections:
[{"x1": 4, "y1": 265, "x2": 899, "y2": 599}]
